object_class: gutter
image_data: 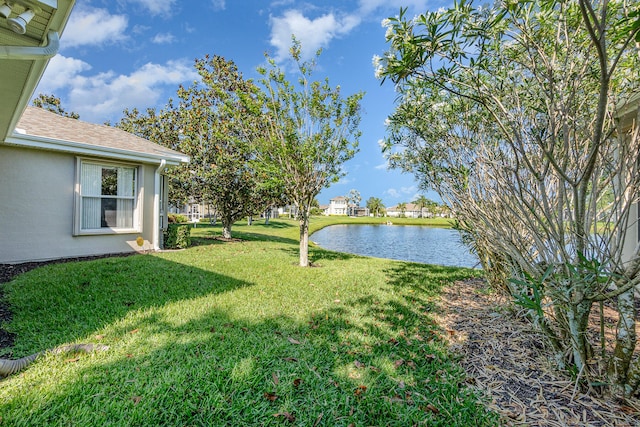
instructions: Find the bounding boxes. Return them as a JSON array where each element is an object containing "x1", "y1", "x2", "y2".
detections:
[
  {"x1": 5, "y1": 132, "x2": 189, "y2": 165},
  {"x1": 153, "y1": 159, "x2": 167, "y2": 251},
  {"x1": 0, "y1": 30, "x2": 59, "y2": 60}
]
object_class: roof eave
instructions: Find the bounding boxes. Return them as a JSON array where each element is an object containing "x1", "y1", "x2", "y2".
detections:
[{"x1": 4, "y1": 133, "x2": 190, "y2": 166}]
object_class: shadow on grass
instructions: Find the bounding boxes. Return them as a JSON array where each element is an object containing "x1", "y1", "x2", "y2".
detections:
[
  {"x1": 0, "y1": 255, "x2": 495, "y2": 426},
  {"x1": 2, "y1": 254, "x2": 254, "y2": 357}
]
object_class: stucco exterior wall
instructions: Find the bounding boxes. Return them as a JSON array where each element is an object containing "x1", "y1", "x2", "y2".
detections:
[{"x1": 0, "y1": 145, "x2": 157, "y2": 263}]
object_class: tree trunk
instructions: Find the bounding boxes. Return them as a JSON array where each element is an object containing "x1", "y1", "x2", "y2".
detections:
[
  {"x1": 299, "y1": 211, "x2": 310, "y2": 267},
  {"x1": 265, "y1": 209, "x2": 271, "y2": 225},
  {"x1": 222, "y1": 219, "x2": 232, "y2": 239},
  {"x1": 609, "y1": 287, "x2": 637, "y2": 396},
  {"x1": 248, "y1": 216, "x2": 253, "y2": 226},
  {"x1": 566, "y1": 299, "x2": 593, "y2": 374}
]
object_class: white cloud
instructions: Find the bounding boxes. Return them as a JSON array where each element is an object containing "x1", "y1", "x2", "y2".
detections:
[
  {"x1": 152, "y1": 33, "x2": 176, "y2": 44},
  {"x1": 269, "y1": 10, "x2": 360, "y2": 62},
  {"x1": 384, "y1": 185, "x2": 416, "y2": 199},
  {"x1": 126, "y1": 0, "x2": 178, "y2": 16},
  {"x1": 210, "y1": 0, "x2": 226, "y2": 10},
  {"x1": 385, "y1": 188, "x2": 400, "y2": 198},
  {"x1": 374, "y1": 162, "x2": 388, "y2": 170},
  {"x1": 38, "y1": 55, "x2": 92, "y2": 92},
  {"x1": 39, "y1": 59, "x2": 198, "y2": 123},
  {"x1": 63, "y1": 7, "x2": 128, "y2": 48}
]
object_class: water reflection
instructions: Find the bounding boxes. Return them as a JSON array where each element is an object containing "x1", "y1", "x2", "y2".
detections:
[{"x1": 311, "y1": 224, "x2": 479, "y2": 268}]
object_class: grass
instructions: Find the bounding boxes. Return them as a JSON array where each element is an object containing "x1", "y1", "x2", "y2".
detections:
[{"x1": 0, "y1": 217, "x2": 496, "y2": 426}]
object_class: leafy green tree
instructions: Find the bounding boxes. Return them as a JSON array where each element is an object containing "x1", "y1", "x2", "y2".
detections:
[
  {"x1": 379, "y1": 0, "x2": 640, "y2": 395},
  {"x1": 366, "y1": 197, "x2": 385, "y2": 217},
  {"x1": 32, "y1": 93, "x2": 79, "y2": 119},
  {"x1": 176, "y1": 55, "x2": 284, "y2": 238},
  {"x1": 116, "y1": 105, "x2": 190, "y2": 208},
  {"x1": 244, "y1": 40, "x2": 364, "y2": 266},
  {"x1": 118, "y1": 56, "x2": 283, "y2": 239}
]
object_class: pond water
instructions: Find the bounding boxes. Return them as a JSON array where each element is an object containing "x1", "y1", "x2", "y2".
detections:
[{"x1": 311, "y1": 224, "x2": 480, "y2": 268}]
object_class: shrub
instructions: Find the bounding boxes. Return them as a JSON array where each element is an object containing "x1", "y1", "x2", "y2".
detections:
[
  {"x1": 168, "y1": 213, "x2": 189, "y2": 224},
  {"x1": 163, "y1": 224, "x2": 191, "y2": 249}
]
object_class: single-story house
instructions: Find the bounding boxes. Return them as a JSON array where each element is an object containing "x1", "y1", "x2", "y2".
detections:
[
  {"x1": 0, "y1": 0, "x2": 189, "y2": 263},
  {"x1": 387, "y1": 203, "x2": 423, "y2": 218},
  {"x1": 0, "y1": 107, "x2": 189, "y2": 263}
]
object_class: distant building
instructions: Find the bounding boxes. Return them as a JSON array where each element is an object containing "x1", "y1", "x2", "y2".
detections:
[
  {"x1": 327, "y1": 196, "x2": 348, "y2": 215},
  {"x1": 325, "y1": 196, "x2": 369, "y2": 216}
]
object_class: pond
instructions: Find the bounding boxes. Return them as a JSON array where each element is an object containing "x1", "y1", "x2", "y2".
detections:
[{"x1": 311, "y1": 224, "x2": 479, "y2": 268}]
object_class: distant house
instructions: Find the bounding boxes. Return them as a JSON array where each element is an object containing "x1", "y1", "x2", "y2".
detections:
[
  {"x1": 387, "y1": 203, "x2": 423, "y2": 218},
  {"x1": 324, "y1": 196, "x2": 369, "y2": 216},
  {"x1": 0, "y1": 107, "x2": 188, "y2": 263},
  {"x1": 327, "y1": 196, "x2": 348, "y2": 215}
]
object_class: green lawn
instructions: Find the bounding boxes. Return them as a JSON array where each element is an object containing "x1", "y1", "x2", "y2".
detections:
[{"x1": 0, "y1": 217, "x2": 496, "y2": 426}]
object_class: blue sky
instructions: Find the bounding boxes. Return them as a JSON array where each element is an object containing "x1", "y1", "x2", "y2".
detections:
[{"x1": 36, "y1": 0, "x2": 444, "y2": 207}]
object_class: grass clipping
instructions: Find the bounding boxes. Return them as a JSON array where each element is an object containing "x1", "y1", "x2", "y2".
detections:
[{"x1": 438, "y1": 278, "x2": 640, "y2": 426}]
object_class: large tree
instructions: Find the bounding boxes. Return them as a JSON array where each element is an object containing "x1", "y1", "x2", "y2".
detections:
[
  {"x1": 379, "y1": 0, "x2": 640, "y2": 395},
  {"x1": 175, "y1": 55, "x2": 283, "y2": 238},
  {"x1": 117, "y1": 105, "x2": 190, "y2": 208},
  {"x1": 245, "y1": 41, "x2": 364, "y2": 266},
  {"x1": 118, "y1": 56, "x2": 281, "y2": 238},
  {"x1": 32, "y1": 93, "x2": 79, "y2": 119}
]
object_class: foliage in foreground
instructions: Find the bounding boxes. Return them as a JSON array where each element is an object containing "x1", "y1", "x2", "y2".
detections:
[
  {"x1": 379, "y1": 0, "x2": 640, "y2": 396},
  {"x1": 0, "y1": 221, "x2": 494, "y2": 426}
]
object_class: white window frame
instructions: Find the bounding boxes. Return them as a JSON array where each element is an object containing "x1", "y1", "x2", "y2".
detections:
[{"x1": 74, "y1": 158, "x2": 143, "y2": 235}]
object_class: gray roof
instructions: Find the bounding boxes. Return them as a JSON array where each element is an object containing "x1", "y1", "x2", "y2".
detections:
[{"x1": 13, "y1": 106, "x2": 188, "y2": 164}]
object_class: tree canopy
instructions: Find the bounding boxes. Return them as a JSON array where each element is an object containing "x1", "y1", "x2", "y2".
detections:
[
  {"x1": 32, "y1": 93, "x2": 79, "y2": 119},
  {"x1": 241, "y1": 40, "x2": 364, "y2": 266}
]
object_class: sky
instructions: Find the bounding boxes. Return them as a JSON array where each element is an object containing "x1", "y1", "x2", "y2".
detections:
[{"x1": 35, "y1": 0, "x2": 446, "y2": 207}]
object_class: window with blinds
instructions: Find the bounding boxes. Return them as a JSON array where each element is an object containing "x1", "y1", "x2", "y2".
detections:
[{"x1": 76, "y1": 160, "x2": 139, "y2": 233}]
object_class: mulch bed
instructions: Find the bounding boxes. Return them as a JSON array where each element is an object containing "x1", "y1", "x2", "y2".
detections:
[{"x1": 440, "y1": 278, "x2": 640, "y2": 426}]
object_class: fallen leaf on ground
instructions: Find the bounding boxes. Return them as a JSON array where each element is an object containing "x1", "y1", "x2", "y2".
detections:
[
  {"x1": 273, "y1": 412, "x2": 295, "y2": 422},
  {"x1": 129, "y1": 328, "x2": 139, "y2": 334},
  {"x1": 65, "y1": 357, "x2": 80, "y2": 363},
  {"x1": 272, "y1": 372, "x2": 279, "y2": 385},
  {"x1": 293, "y1": 378, "x2": 302, "y2": 387},
  {"x1": 354, "y1": 385, "x2": 367, "y2": 396},
  {"x1": 422, "y1": 404, "x2": 439, "y2": 414},
  {"x1": 282, "y1": 357, "x2": 298, "y2": 362},
  {"x1": 287, "y1": 337, "x2": 301, "y2": 345},
  {"x1": 264, "y1": 392, "x2": 278, "y2": 401},
  {"x1": 354, "y1": 360, "x2": 365, "y2": 368},
  {"x1": 131, "y1": 396, "x2": 142, "y2": 404},
  {"x1": 394, "y1": 359, "x2": 404, "y2": 368}
]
